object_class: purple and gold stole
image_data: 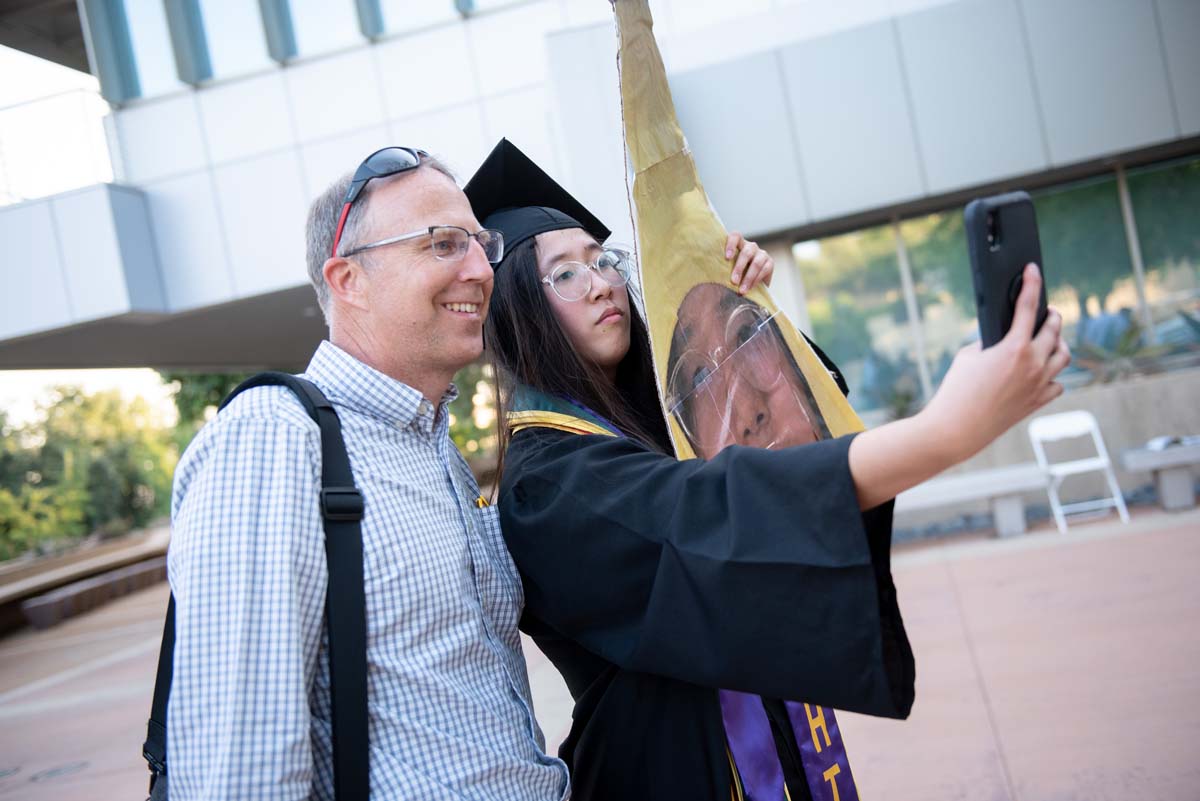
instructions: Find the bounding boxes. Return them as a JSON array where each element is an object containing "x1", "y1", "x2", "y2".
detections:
[{"x1": 720, "y1": 690, "x2": 858, "y2": 801}]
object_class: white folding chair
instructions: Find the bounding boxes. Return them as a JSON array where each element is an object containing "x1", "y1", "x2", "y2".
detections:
[{"x1": 1028, "y1": 410, "x2": 1130, "y2": 533}]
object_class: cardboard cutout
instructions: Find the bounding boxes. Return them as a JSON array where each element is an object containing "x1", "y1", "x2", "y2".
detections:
[
  {"x1": 613, "y1": 3, "x2": 864, "y2": 798},
  {"x1": 613, "y1": 0, "x2": 866, "y2": 461}
]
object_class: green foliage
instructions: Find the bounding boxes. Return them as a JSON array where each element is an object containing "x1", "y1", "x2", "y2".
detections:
[
  {"x1": 1074, "y1": 319, "x2": 1173, "y2": 384},
  {"x1": 448, "y1": 361, "x2": 498, "y2": 468},
  {"x1": 159, "y1": 371, "x2": 252, "y2": 428},
  {"x1": 798, "y1": 224, "x2": 903, "y2": 366},
  {"x1": 1033, "y1": 177, "x2": 1132, "y2": 317},
  {"x1": 0, "y1": 387, "x2": 177, "y2": 561},
  {"x1": 902, "y1": 177, "x2": 1137, "y2": 324},
  {"x1": 0, "y1": 485, "x2": 87, "y2": 560},
  {"x1": 1128, "y1": 158, "x2": 1200, "y2": 272}
]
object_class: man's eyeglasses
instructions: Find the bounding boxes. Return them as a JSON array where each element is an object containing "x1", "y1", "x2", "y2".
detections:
[
  {"x1": 331, "y1": 146, "x2": 428, "y2": 258},
  {"x1": 541, "y1": 247, "x2": 632, "y2": 301},
  {"x1": 342, "y1": 225, "x2": 505, "y2": 264}
]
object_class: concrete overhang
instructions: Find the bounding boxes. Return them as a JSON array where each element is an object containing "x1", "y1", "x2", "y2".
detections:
[
  {"x1": 0, "y1": 182, "x2": 326, "y2": 371},
  {"x1": 0, "y1": 0, "x2": 88, "y2": 73},
  {"x1": 0, "y1": 284, "x2": 325, "y2": 371}
]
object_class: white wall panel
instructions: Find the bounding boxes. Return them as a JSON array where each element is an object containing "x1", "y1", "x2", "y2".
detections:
[
  {"x1": 50, "y1": 187, "x2": 128, "y2": 322},
  {"x1": 0, "y1": 201, "x2": 71, "y2": 340},
  {"x1": 1157, "y1": 0, "x2": 1200, "y2": 136},
  {"x1": 198, "y1": 0, "x2": 274, "y2": 79},
  {"x1": 482, "y1": 86, "x2": 560, "y2": 182},
  {"x1": 899, "y1": 0, "x2": 1047, "y2": 193},
  {"x1": 285, "y1": 49, "x2": 387, "y2": 142},
  {"x1": 1022, "y1": 0, "x2": 1177, "y2": 164},
  {"x1": 780, "y1": 20, "x2": 925, "y2": 221},
  {"x1": 378, "y1": 0, "x2": 457, "y2": 33},
  {"x1": 109, "y1": 186, "x2": 166, "y2": 312},
  {"x1": 375, "y1": 24, "x2": 478, "y2": 119},
  {"x1": 289, "y1": 0, "x2": 363, "y2": 57},
  {"x1": 545, "y1": 23, "x2": 632, "y2": 247},
  {"x1": 198, "y1": 72, "x2": 295, "y2": 164},
  {"x1": 466, "y1": 1, "x2": 562, "y2": 96},
  {"x1": 671, "y1": 51, "x2": 810, "y2": 235},
  {"x1": 390, "y1": 103, "x2": 488, "y2": 180},
  {"x1": 123, "y1": 0, "x2": 188, "y2": 98},
  {"x1": 561, "y1": 0, "x2": 613, "y2": 27},
  {"x1": 145, "y1": 172, "x2": 233, "y2": 310},
  {"x1": 300, "y1": 125, "x2": 390, "y2": 199},
  {"x1": 116, "y1": 95, "x2": 207, "y2": 183},
  {"x1": 666, "y1": 0, "x2": 772, "y2": 35},
  {"x1": 213, "y1": 150, "x2": 308, "y2": 297}
]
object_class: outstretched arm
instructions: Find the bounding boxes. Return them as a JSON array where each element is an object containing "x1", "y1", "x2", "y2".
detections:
[{"x1": 848, "y1": 263, "x2": 1071, "y2": 509}]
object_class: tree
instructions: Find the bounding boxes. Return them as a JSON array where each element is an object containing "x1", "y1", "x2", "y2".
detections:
[
  {"x1": 0, "y1": 387, "x2": 177, "y2": 559},
  {"x1": 158, "y1": 371, "x2": 253, "y2": 428}
]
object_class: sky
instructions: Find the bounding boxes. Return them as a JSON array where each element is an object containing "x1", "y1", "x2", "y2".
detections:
[{"x1": 0, "y1": 45, "x2": 167, "y2": 426}]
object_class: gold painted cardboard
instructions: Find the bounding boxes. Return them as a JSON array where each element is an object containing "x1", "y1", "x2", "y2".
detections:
[{"x1": 612, "y1": 0, "x2": 866, "y2": 460}]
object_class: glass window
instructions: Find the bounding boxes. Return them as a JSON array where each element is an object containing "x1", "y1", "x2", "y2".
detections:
[
  {"x1": 794, "y1": 225, "x2": 921, "y2": 425},
  {"x1": 289, "y1": 0, "x2": 364, "y2": 57},
  {"x1": 467, "y1": 0, "x2": 525, "y2": 12},
  {"x1": 1032, "y1": 174, "x2": 1138, "y2": 385},
  {"x1": 198, "y1": 0, "x2": 273, "y2": 78},
  {"x1": 379, "y1": 0, "x2": 457, "y2": 33},
  {"x1": 1127, "y1": 156, "x2": 1200, "y2": 372},
  {"x1": 125, "y1": 0, "x2": 188, "y2": 97},
  {"x1": 899, "y1": 211, "x2": 976, "y2": 389}
]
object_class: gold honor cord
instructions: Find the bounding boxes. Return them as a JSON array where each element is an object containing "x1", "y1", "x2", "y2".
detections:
[
  {"x1": 506, "y1": 410, "x2": 620, "y2": 438},
  {"x1": 611, "y1": 0, "x2": 867, "y2": 461}
]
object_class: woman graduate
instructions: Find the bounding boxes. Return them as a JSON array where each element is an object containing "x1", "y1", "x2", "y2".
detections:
[{"x1": 466, "y1": 140, "x2": 1070, "y2": 801}]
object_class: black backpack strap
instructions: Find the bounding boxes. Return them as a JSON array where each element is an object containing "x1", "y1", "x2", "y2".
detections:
[
  {"x1": 143, "y1": 371, "x2": 369, "y2": 799},
  {"x1": 143, "y1": 595, "x2": 174, "y2": 784}
]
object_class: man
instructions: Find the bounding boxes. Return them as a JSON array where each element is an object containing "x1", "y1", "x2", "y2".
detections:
[{"x1": 166, "y1": 147, "x2": 569, "y2": 799}]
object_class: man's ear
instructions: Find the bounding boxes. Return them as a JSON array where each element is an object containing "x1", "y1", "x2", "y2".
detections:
[{"x1": 324, "y1": 256, "x2": 370, "y2": 312}]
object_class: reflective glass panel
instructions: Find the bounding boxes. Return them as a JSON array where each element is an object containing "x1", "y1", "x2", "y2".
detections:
[
  {"x1": 1127, "y1": 156, "x2": 1200, "y2": 372},
  {"x1": 1032, "y1": 174, "x2": 1138, "y2": 385},
  {"x1": 198, "y1": 0, "x2": 273, "y2": 78},
  {"x1": 125, "y1": 0, "x2": 188, "y2": 97},
  {"x1": 794, "y1": 225, "x2": 920, "y2": 424}
]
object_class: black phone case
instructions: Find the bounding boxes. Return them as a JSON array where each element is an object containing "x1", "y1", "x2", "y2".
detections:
[{"x1": 964, "y1": 191, "x2": 1049, "y2": 348}]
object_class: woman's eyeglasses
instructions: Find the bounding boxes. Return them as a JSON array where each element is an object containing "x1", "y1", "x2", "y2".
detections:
[{"x1": 541, "y1": 247, "x2": 632, "y2": 301}]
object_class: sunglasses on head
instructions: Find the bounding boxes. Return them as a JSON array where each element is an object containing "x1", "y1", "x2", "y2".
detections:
[{"x1": 330, "y1": 146, "x2": 430, "y2": 258}]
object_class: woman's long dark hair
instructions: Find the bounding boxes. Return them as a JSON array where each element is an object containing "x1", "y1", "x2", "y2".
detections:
[{"x1": 485, "y1": 235, "x2": 674, "y2": 474}]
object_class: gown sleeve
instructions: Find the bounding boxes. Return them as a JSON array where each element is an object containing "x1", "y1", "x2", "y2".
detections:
[{"x1": 498, "y1": 430, "x2": 914, "y2": 719}]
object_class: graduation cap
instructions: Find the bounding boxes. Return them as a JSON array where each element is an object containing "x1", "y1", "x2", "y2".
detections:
[{"x1": 465, "y1": 138, "x2": 611, "y2": 262}]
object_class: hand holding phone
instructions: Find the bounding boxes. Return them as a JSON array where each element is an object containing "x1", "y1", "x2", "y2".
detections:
[{"x1": 964, "y1": 191, "x2": 1049, "y2": 348}]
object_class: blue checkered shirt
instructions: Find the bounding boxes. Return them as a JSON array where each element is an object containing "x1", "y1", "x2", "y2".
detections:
[{"x1": 166, "y1": 341, "x2": 569, "y2": 800}]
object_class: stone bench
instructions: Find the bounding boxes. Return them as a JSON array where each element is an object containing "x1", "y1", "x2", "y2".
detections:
[
  {"x1": 20, "y1": 556, "x2": 167, "y2": 630},
  {"x1": 893, "y1": 463, "x2": 1049, "y2": 537},
  {"x1": 1121, "y1": 440, "x2": 1200, "y2": 511}
]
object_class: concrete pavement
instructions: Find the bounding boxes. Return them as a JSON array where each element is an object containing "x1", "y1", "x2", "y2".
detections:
[{"x1": 0, "y1": 508, "x2": 1196, "y2": 800}]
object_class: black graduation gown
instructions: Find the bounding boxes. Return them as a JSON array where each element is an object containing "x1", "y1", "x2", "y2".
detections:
[{"x1": 498, "y1": 426, "x2": 915, "y2": 801}]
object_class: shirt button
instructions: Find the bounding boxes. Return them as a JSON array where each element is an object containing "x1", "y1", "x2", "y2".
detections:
[{"x1": 418, "y1": 401, "x2": 431, "y2": 415}]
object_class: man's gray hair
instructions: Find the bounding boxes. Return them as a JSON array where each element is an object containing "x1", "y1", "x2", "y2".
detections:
[{"x1": 305, "y1": 155, "x2": 457, "y2": 322}]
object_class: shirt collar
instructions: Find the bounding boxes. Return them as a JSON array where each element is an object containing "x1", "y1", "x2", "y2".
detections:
[{"x1": 304, "y1": 341, "x2": 459, "y2": 429}]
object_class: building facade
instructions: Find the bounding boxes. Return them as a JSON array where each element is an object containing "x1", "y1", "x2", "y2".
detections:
[{"x1": 0, "y1": 0, "x2": 1197, "y2": 511}]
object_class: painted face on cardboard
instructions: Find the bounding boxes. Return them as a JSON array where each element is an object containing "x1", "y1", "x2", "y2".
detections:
[
  {"x1": 535, "y1": 227, "x2": 632, "y2": 381},
  {"x1": 669, "y1": 283, "x2": 822, "y2": 458}
]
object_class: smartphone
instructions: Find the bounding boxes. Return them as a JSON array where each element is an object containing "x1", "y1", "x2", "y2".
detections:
[{"x1": 964, "y1": 191, "x2": 1048, "y2": 348}]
